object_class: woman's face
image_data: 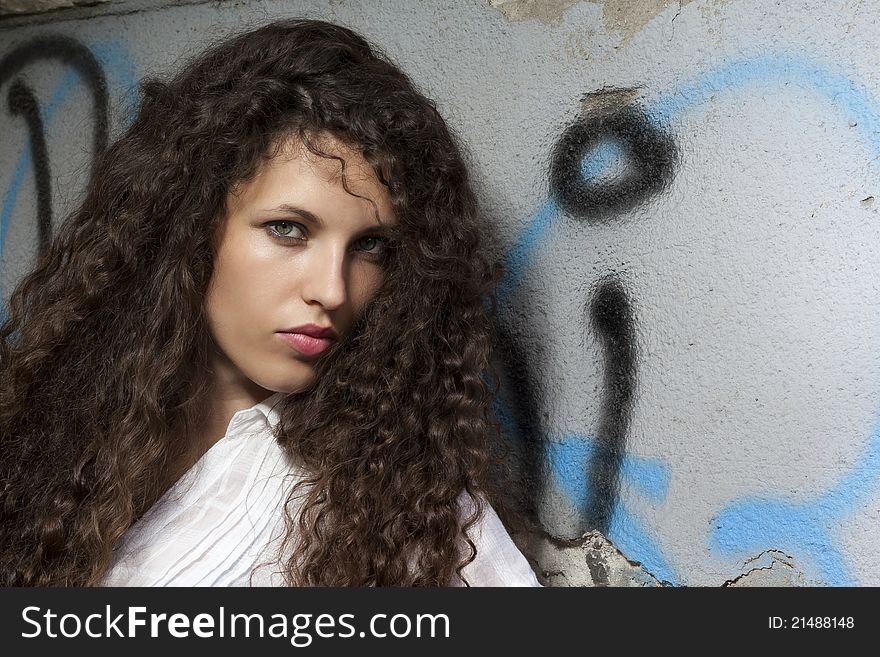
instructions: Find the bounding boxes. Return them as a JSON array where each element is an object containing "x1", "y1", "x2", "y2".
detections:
[{"x1": 204, "y1": 134, "x2": 396, "y2": 402}]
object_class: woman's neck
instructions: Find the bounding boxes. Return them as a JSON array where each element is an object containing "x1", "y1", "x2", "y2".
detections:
[{"x1": 160, "y1": 382, "x2": 274, "y2": 494}]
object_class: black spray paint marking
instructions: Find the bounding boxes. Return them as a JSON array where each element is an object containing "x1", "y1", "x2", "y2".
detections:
[
  {"x1": 1, "y1": 36, "x2": 110, "y2": 247},
  {"x1": 495, "y1": 325, "x2": 546, "y2": 519},
  {"x1": 542, "y1": 98, "x2": 672, "y2": 533},
  {"x1": 584, "y1": 276, "x2": 637, "y2": 534},
  {"x1": 549, "y1": 103, "x2": 677, "y2": 221},
  {"x1": 1, "y1": 35, "x2": 109, "y2": 167},
  {"x1": 7, "y1": 79, "x2": 52, "y2": 256}
]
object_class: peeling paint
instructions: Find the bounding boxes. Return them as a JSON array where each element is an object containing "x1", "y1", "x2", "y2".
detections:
[
  {"x1": 487, "y1": 0, "x2": 581, "y2": 26},
  {"x1": 600, "y1": 0, "x2": 695, "y2": 45},
  {"x1": 486, "y1": 0, "x2": 692, "y2": 41},
  {"x1": 698, "y1": 0, "x2": 734, "y2": 24},
  {"x1": 489, "y1": 0, "x2": 734, "y2": 48},
  {"x1": 518, "y1": 528, "x2": 665, "y2": 586},
  {"x1": 584, "y1": 535, "x2": 610, "y2": 585},
  {"x1": 579, "y1": 86, "x2": 640, "y2": 115}
]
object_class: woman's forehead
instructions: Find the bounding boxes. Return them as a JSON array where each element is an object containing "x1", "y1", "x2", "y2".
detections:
[{"x1": 228, "y1": 134, "x2": 396, "y2": 226}]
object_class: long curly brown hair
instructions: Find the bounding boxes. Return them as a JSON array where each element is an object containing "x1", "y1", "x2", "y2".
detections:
[{"x1": 0, "y1": 18, "x2": 517, "y2": 586}]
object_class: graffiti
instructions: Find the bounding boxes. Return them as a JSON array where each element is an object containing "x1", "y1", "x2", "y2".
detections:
[
  {"x1": 583, "y1": 276, "x2": 636, "y2": 532},
  {"x1": 550, "y1": 101, "x2": 677, "y2": 221},
  {"x1": 497, "y1": 53, "x2": 880, "y2": 585},
  {"x1": 650, "y1": 53, "x2": 880, "y2": 586},
  {"x1": 1, "y1": 36, "x2": 134, "y2": 322},
  {"x1": 7, "y1": 79, "x2": 52, "y2": 257},
  {"x1": 1, "y1": 34, "x2": 110, "y2": 290},
  {"x1": 0, "y1": 35, "x2": 111, "y2": 181},
  {"x1": 546, "y1": 435, "x2": 675, "y2": 583},
  {"x1": 496, "y1": 94, "x2": 680, "y2": 582},
  {"x1": 710, "y1": 388, "x2": 880, "y2": 585},
  {"x1": 494, "y1": 326, "x2": 546, "y2": 511}
]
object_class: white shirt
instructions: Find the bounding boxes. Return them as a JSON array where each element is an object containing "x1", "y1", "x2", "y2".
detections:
[{"x1": 102, "y1": 392, "x2": 542, "y2": 587}]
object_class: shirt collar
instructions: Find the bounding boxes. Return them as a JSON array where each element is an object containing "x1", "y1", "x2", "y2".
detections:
[
  {"x1": 254, "y1": 390, "x2": 286, "y2": 429},
  {"x1": 224, "y1": 390, "x2": 286, "y2": 437}
]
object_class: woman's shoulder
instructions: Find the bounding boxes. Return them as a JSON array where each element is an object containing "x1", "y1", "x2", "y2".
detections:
[{"x1": 102, "y1": 423, "x2": 299, "y2": 586}]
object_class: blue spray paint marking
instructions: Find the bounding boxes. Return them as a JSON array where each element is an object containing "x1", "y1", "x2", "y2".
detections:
[
  {"x1": 620, "y1": 449, "x2": 670, "y2": 504},
  {"x1": 496, "y1": 201, "x2": 558, "y2": 308},
  {"x1": 608, "y1": 503, "x2": 675, "y2": 584},
  {"x1": 652, "y1": 53, "x2": 880, "y2": 149},
  {"x1": 650, "y1": 53, "x2": 880, "y2": 585},
  {"x1": 497, "y1": 52, "x2": 880, "y2": 584},
  {"x1": 710, "y1": 410, "x2": 880, "y2": 585},
  {"x1": 90, "y1": 40, "x2": 139, "y2": 119},
  {"x1": 580, "y1": 139, "x2": 627, "y2": 183},
  {"x1": 498, "y1": 373, "x2": 677, "y2": 582},
  {"x1": 1, "y1": 41, "x2": 136, "y2": 323},
  {"x1": 711, "y1": 499, "x2": 850, "y2": 585},
  {"x1": 546, "y1": 433, "x2": 676, "y2": 583},
  {"x1": 1, "y1": 69, "x2": 80, "y2": 326}
]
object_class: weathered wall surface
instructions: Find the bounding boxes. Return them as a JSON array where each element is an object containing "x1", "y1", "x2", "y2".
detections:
[
  {"x1": 0, "y1": 1, "x2": 111, "y2": 18},
  {"x1": 3, "y1": 0, "x2": 879, "y2": 586}
]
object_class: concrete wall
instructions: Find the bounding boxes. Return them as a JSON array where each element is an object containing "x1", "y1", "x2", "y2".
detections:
[
  {"x1": 0, "y1": 1, "x2": 112, "y2": 18},
  {"x1": 3, "y1": 0, "x2": 879, "y2": 586}
]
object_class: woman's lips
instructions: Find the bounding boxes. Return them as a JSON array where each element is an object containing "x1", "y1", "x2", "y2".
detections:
[{"x1": 277, "y1": 331, "x2": 334, "y2": 357}]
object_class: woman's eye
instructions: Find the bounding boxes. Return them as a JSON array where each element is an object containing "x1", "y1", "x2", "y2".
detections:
[
  {"x1": 355, "y1": 236, "x2": 387, "y2": 257},
  {"x1": 266, "y1": 221, "x2": 306, "y2": 241}
]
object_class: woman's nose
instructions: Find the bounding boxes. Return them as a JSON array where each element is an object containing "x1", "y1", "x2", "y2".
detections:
[{"x1": 301, "y1": 244, "x2": 347, "y2": 310}]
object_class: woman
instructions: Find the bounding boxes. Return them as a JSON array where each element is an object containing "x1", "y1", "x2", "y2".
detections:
[{"x1": 0, "y1": 18, "x2": 541, "y2": 587}]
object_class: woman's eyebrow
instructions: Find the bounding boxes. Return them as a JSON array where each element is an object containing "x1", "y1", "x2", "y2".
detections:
[{"x1": 260, "y1": 204, "x2": 324, "y2": 227}]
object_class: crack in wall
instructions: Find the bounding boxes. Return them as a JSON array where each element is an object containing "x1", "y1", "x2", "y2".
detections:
[
  {"x1": 669, "y1": 0, "x2": 683, "y2": 41},
  {"x1": 722, "y1": 549, "x2": 805, "y2": 587}
]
